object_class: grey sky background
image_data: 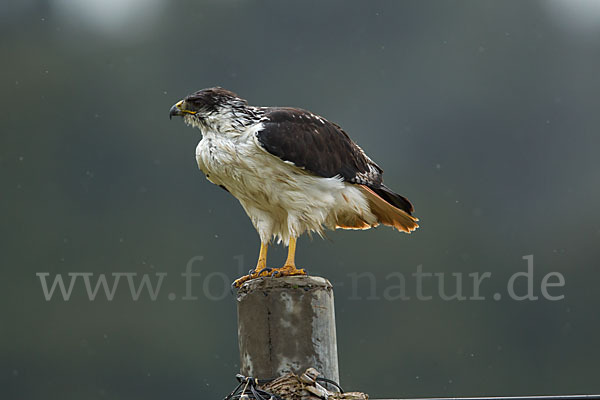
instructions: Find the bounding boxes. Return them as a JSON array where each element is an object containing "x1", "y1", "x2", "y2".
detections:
[{"x1": 1, "y1": 1, "x2": 599, "y2": 399}]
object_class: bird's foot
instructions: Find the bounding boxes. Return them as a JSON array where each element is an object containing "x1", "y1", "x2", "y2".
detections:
[
  {"x1": 269, "y1": 264, "x2": 307, "y2": 278},
  {"x1": 231, "y1": 265, "x2": 308, "y2": 290},
  {"x1": 232, "y1": 267, "x2": 273, "y2": 289}
]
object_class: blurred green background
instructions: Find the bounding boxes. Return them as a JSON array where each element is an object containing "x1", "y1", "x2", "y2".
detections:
[{"x1": 1, "y1": 1, "x2": 599, "y2": 399}]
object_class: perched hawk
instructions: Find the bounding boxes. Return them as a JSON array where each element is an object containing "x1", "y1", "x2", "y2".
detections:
[{"x1": 169, "y1": 88, "x2": 418, "y2": 287}]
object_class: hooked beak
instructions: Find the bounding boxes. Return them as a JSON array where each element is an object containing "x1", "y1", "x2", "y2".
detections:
[
  {"x1": 169, "y1": 100, "x2": 199, "y2": 120},
  {"x1": 169, "y1": 100, "x2": 184, "y2": 120}
]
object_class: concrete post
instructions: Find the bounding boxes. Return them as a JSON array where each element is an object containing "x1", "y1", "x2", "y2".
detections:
[{"x1": 236, "y1": 276, "x2": 339, "y2": 383}]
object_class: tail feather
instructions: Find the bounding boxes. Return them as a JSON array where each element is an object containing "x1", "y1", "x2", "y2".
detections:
[
  {"x1": 370, "y1": 184, "x2": 414, "y2": 215},
  {"x1": 359, "y1": 185, "x2": 419, "y2": 233}
]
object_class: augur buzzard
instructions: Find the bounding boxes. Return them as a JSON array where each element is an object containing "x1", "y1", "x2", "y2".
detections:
[{"x1": 169, "y1": 88, "x2": 418, "y2": 287}]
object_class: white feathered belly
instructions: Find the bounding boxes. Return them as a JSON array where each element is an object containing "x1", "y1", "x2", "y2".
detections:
[{"x1": 195, "y1": 133, "x2": 377, "y2": 244}]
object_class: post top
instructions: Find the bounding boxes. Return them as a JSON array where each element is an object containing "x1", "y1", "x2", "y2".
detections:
[{"x1": 236, "y1": 276, "x2": 333, "y2": 299}]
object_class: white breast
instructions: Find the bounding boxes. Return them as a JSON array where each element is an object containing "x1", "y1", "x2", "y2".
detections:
[{"x1": 195, "y1": 124, "x2": 376, "y2": 244}]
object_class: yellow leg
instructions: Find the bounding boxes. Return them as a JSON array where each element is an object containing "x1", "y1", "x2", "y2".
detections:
[
  {"x1": 284, "y1": 237, "x2": 297, "y2": 267},
  {"x1": 255, "y1": 242, "x2": 268, "y2": 272},
  {"x1": 233, "y1": 242, "x2": 271, "y2": 288},
  {"x1": 272, "y1": 237, "x2": 307, "y2": 277}
]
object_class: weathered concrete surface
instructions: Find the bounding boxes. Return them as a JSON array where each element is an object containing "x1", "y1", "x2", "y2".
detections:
[{"x1": 236, "y1": 276, "x2": 339, "y2": 383}]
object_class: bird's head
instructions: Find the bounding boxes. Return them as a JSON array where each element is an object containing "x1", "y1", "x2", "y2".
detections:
[{"x1": 169, "y1": 87, "x2": 251, "y2": 132}]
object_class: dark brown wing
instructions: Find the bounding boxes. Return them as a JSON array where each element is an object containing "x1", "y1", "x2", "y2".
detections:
[
  {"x1": 256, "y1": 107, "x2": 381, "y2": 183},
  {"x1": 255, "y1": 107, "x2": 414, "y2": 215}
]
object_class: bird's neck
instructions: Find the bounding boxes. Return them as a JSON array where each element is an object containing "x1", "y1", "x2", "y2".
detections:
[{"x1": 198, "y1": 105, "x2": 263, "y2": 136}]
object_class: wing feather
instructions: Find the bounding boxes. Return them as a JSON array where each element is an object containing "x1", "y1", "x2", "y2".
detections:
[
  {"x1": 255, "y1": 108, "x2": 382, "y2": 184},
  {"x1": 255, "y1": 107, "x2": 416, "y2": 217}
]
